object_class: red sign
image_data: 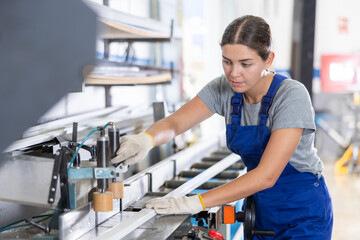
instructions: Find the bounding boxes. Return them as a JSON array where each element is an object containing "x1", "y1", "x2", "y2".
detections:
[{"x1": 321, "y1": 55, "x2": 360, "y2": 93}]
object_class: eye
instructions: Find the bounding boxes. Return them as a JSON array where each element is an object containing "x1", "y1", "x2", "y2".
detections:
[
  {"x1": 223, "y1": 60, "x2": 231, "y2": 65},
  {"x1": 242, "y1": 63, "x2": 251, "y2": 68}
]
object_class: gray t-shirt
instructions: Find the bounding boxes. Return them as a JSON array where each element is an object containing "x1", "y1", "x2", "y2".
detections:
[{"x1": 197, "y1": 74, "x2": 323, "y2": 176}]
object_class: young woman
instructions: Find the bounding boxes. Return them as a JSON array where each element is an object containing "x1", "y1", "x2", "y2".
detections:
[{"x1": 112, "y1": 15, "x2": 333, "y2": 239}]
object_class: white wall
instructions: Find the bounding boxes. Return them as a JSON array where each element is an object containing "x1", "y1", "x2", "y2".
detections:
[
  {"x1": 313, "y1": 0, "x2": 360, "y2": 94},
  {"x1": 315, "y1": 0, "x2": 360, "y2": 60},
  {"x1": 182, "y1": 0, "x2": 294, "y2": 140}
]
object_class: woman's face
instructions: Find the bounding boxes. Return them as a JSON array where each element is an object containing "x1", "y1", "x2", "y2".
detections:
[{"x1": 222, "y1": 44, "x2": 269, "y2": 93}]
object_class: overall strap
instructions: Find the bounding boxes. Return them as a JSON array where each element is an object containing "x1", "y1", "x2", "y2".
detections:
[
  {"x1": 259, "y1": 74, "x2": 288, "y2": 125},
  {"x1": 231, "y1": 92, "x2": 242, "y2": 125}
]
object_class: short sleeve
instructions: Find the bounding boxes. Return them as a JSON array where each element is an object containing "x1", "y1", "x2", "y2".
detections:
[
  {"x1": 197, "y1": 75, "x2": 233, "y2": 117},
  {"x1": 270, "y1": 80, "x2": 316, "y2": 134}
]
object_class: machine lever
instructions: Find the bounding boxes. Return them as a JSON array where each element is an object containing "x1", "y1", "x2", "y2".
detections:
[
  {"x1": 25, "y1": 218, "x2": 50, "y2": 235},
  {"x1": 48, "y1": 147, "x2": 71, "y2": 209}
]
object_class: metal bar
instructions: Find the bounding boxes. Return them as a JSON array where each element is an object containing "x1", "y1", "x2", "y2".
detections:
[
  {"x1": 180, "y1": 170, "x2": 239, "y2": 179},
  {"x1": 165, "y1": 179, "x2": 227, "y2": 189},
  {"x1": 211, "y1": 149, "x2": 232, "y2": 157},
  {"x1": 165, "y1": 154, "x2": 240, "y2": 198},
  {"x1": 201, "y1": 156, "x2": 227, "y2": 162},
  {"x1": 192, "y1": 161, "x2": 244, "y2": 170}
]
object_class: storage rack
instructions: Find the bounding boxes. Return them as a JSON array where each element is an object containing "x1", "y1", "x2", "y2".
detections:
[{"x1": 83, "y1": 0, "x2": 181, "y2": 86}]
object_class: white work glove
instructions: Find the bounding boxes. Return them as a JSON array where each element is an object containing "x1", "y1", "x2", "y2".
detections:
[
  {"x1": 111, "y1": 132, "x2": 155, "y2": 166},
  {"x1": 145, "y1": 194, "x2": 205, "y2": 215}
]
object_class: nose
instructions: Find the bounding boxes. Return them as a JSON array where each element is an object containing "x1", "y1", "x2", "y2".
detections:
[{"x1": 230, "y1": 65, "x2": 241, "y2": 78}]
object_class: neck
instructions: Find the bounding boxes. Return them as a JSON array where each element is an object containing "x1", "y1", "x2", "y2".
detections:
[{"x1": 244, "y1": 73, "x2": 274, "y2": 104}]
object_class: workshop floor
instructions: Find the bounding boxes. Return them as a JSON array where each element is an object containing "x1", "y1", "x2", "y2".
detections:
[{"x1": 322, "y1": 158, "x2": 360, "y2": 239}]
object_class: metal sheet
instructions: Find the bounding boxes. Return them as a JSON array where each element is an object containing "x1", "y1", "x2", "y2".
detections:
[
  {"x1": 59, "y1": 199, "x2": 121, "y2": 240},
  {"x1": 96, "y1": 214, "x2": 189, "y2": 240},
  {"x1": 0, "y1": 0, "x2": 97, "y2": 153},
  {"x1": 0, "y1": 154, "x2": 98, "y2": 208},
  {"x1": 0, "y1": 155, "x2": 60, "y2": 208}
]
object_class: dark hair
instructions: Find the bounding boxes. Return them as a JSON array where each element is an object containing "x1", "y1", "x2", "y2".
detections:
[{"x1": 220, "y1": 15, "x2": 272, "y2": 61}]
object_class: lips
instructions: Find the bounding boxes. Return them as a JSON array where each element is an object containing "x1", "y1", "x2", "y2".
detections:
[{"x1": 230, "y1": 81, "x2": 245, "y2": 87}]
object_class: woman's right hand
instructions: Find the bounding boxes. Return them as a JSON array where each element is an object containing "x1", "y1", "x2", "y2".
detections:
[{"x1": 111, "y1": 132, "x2": 155, "y2": 166}]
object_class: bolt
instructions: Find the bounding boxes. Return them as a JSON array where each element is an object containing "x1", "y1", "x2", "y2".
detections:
[
  {"x1": 49, "y1": 198, "x2": 54, "y2": 202},
  {"x1": 51, "y1": 187, "x2": 55, "y2": 192},
  {"x1": 55, "y1": 151, "x2": 60, "y2": 156},
  {"x1": 53, "y1": 175, "x2": 58, "y2": 180}
]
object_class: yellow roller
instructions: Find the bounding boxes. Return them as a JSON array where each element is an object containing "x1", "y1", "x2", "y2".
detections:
[
  {"x1": 107, "y1": 182, "x2": 124, "y2": 199},
  {"x1": 93, "y1": 191, "x2": 113, "y2": 212}
]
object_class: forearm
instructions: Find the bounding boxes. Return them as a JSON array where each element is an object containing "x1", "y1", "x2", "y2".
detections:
[
  {"x1": 201, "y1": 168, "x2": 272, "y2": 208},
  {"x1": 202, "y1": 128, "x2": 303, "y2": 208},
  {"x1": 146, "y1": 96, "x2": 213, "y2": 146},
  {"x1": 146, "y1": 117, "x2": 178, "y2": 146}
]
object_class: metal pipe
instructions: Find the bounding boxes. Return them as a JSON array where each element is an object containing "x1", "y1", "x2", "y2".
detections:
[
  {"x1": 201, "y1": 156, "x2": 227, "y2": 162},
  {"x1": 97, "y1": 134, "x2": 109, "y2": 191},
  {"x1": 108, "y1": 123, "x2": 120, "y2": 159},
  {"x1": 180, "y1": 170, "x2": 239, "y2": 179},
  {"x1": 165, "y1": 179, "x2": 228, "y2": 189},
  {"x1": 192, "y1": 161, "x2": 245, "y2": 170}
]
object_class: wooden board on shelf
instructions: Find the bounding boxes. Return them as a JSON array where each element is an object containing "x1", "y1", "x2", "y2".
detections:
[
  {"x1": 99, "y1": 18, "x2": 170, "y2": 39},
  {"x1": 85, "y1": 73, "x2": 172, "y2": 85}
]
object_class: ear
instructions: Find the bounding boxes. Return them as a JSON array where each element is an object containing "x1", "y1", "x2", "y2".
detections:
[{"x1": 266, "y1": 52, "x2": 275, "y2": 69}]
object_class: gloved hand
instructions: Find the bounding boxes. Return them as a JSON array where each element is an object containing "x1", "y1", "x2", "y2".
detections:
[
  {"x1": 145, "y1": 194, "x2": 206, "y2": 215},
  {"x1": 111, "y1": 131, "x2": 155, "y2": 166}
]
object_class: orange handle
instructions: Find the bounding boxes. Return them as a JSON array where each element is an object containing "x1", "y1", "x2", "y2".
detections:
[{"x1": 223, "y1": 205, "x2": 235, "y2": 224}]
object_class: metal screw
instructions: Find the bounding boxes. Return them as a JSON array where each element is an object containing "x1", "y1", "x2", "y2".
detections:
[
  {"x1": 49, "y1": 198, "x2": 54, "y2": 202},
  {"x1": 51, "y1": 187, "x2": 55, "y2": 192},
  {"x1": 53, "y1": 175, "x2": 57, "y2": 180}
]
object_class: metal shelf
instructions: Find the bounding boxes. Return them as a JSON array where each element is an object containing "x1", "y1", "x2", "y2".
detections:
[
  {"x1": 82, "y1": 1, "x2": 181, "y2": 86},
  {"x1": 84, "y1": 0, "x2": 182, "y2": 41}
]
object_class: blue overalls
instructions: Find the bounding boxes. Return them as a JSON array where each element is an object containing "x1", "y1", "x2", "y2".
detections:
[{"x1": 226, "y1": 74, "x2": 333, "y2": 239}]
